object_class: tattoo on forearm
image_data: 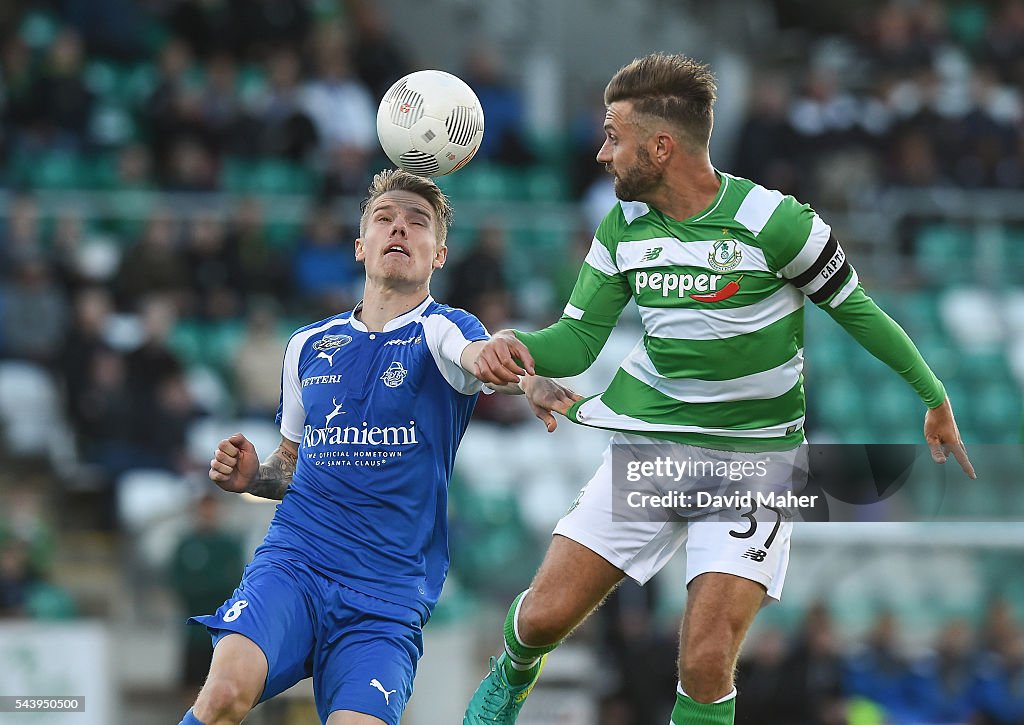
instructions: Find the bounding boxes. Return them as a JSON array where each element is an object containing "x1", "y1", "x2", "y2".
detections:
[{"x1": 246, "y1": 446, "x2": 297, "y2": 500}]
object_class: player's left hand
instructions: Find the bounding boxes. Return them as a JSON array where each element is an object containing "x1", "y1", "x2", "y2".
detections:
[
  {"x1": 924, "y1": 397, "x2": 976, "y2": 479},
  {"x1": 520, "y1": 376, "x2": 583, "y2": 432}
]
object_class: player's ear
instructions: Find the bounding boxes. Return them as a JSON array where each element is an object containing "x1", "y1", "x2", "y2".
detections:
[
  {"x1": 433, "y1": 244, "x2": 447, "y2": 270},
  {"x1": 654, "y1": 131, "x2": 674, "y2": 164},
  {"x1": 354, "y1": 237, "x2": 365, "y2": 262}
]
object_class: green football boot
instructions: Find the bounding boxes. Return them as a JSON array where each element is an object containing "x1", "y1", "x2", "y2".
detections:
[{"x1": 462, "y1": 653, "x2": 546, "y2": 724}]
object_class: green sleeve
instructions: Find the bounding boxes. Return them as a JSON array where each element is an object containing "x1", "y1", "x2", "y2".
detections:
[
  {"x1": 514, "y1": 261, "x2": 632, "y2": 378},
  {"x1": 824, "y1": 281, "x2": 946, "y2": 408}
]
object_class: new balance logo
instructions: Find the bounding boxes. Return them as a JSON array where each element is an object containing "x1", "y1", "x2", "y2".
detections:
[
  {"x1": 369, "y1": 679, "x2": 396, "y2": 705},
  {"x1": 742, "y1": 548, "x2": 767, "y2": 562},
  {"x1": 642, "y1": 246, "x2": 663, "y2": 262}
]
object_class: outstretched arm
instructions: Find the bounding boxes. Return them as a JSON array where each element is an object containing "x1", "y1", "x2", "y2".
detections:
[
  {"x1": 825, "y1": 287, "x2": 975, "y2": 478},
  {"x1": 461, "y1": 341, "x2": 583, "y2": 431},
  {"x1": 209, "y1": 434, "x2": 300, "y2": 500}
]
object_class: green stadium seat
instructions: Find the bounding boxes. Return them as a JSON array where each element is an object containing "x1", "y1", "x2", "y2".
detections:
[
  {"x1": 524, "y1": 167, "x2": 566, "y2": 201},
  {"x1": 30, "y1": 151, "x2": 86, "y2": 190},
  {"x1": 885, "y1": 291, "x2": 942, "y2": 337},
  {"x1": 223, "y1": 160, "x2": 316, "y2": 196},
  {"x1": 249, "y1": 160, "x2": 315, "y2": 195},
  {"x1": 459, "y1": 164, "x2": 511, "y2": 201},
  {"x1": 915, "y1": 224, "x2": 974, "y2": 284}
]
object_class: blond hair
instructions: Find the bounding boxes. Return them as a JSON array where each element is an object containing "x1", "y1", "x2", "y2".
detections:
[
  {"x1": 359, "y1": 169, "x2": 453, "y2": 245},
  {"x1": 604, "y1": 53, "x2": 717, "y2": 150}
]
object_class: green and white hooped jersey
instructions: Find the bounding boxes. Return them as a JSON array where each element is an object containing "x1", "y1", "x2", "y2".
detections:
[{"x1": 566, "y1": 172, "x2": 859, "y2": 451}]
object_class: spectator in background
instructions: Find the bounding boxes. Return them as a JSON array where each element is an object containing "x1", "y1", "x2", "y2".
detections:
[
  {"x1": 184, "y1": 213, "x2": 243, "y2": 320},
  {"x1": 226, "y1": 0, "x2": 310, "y2": 61},
  {"x1": 462, "y1": 43, "x2": 534, "y2": 166},
  {"x1": 348, "y1": 2, "x2": 412, "y2": 100},
  {"x1": 777, "y1": 604, "x2": 846, "y2": 724},
  {"x1": 0, "y1": 195, "x2": 43, "y2": 275},
  {"x1": 599, "y1": 581, "x2": 677, "y2": 725},
  {"x1": 0, "y1": 489, "x2": 56, "y2": 582},
  {"x1": 974, "y1": 629, "x2": 1024, "y2": 724},
  {"x1": 145, "y1": 38, "x2": 197, "y2": 170},
  {"x1": 1, "y1": 38, "x2": 41, "y2": 145},
  {"x1": 34, "y1": 29, "x2": 92, "y2": 146},
  {"x1": 50, "y1": 212, "x2": 91, "y2": 294},
  {"x1": 0, "y1": 539, "x2": 31, "y2": 617},
  {"x1": 986, "y1": 0, "x2": 1024, "y2": 87},
  {"x1": 124, "y1": 296, "x2": 190, "y2": 468},
  {"x1": 733, "y1": 74, "x2": 799, "y2": 196},
  {"x1": 445, "y1": 221, "x2": 509, "y2": 314},
  {"x1": 735, "y1": 628, "x2": 790, "y2": 724},
  {"x1": 250, "y1": 47, "x2": 317, "y2": 160},
  {"x1": 59, "y1": 287, "x2": 115, "y2": 421},
  {"x1": 845, "y1": 611, "x2": 915, "y2": 721},
  {"x1": 73, "y1": 347, "x2": 136, "y2": 480},
  {"x1": 466, "y1": 289, "x2": 530, "y2": 426},
  {"x1": 232, "y1": 302, "x2": 285, "y2": 418},
  {"x1": 980, "y1": 598, "x2": 1019, "y2": 655},
  {"x1": 113, "y1": 143, "x2": 155, "y2": 190},
  {"x1": 291, "y1": 205, "x2": 360, "y2": 317},
  {"x1": 169, "y1": 494, "x2": 244, "y2": 694},
  {"x1": 0, "y1": 258, "x2": 68, "y2": 365},
  {"x1": 166, "y1": 138, "x2": 217, "y2": 192},
  {"x1": 114, "y1": 213, "x2": 189, "y2": 310},
  {"x1": 906, "y1": 619, "x2": 978, "y2": 724},
  {"x1": 227, "y1": 198, "x2": 290, "y2": 304},
  {"x1": 163, "y1": 0, "x2": 233, "y2": 60},
  {"x1": 300, "y1": 28, "x2": 375, "y2": 186},
  {"x1": 199, "y1": 52, "x2": 244, "y2": 155}
]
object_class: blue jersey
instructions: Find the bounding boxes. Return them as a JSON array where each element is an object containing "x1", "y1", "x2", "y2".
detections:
[{"x1": 260, "y1": 296, "x2": 487, "y2": 619}]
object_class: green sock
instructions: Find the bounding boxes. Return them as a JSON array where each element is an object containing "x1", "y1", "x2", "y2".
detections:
[
  {"x1": 501, "y1": 589, "x2": 558, "y2": 686},
  {"x1": 670, "y1": 686, "x2": 736, "y2": 724}
]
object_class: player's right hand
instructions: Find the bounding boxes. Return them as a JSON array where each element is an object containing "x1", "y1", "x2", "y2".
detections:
[
  {"x1": 473, "y1": 329, "x2": 536, "y2": 385},
  {"x1": 209, "y1": 432, "x2": 260, "y2": 493}
]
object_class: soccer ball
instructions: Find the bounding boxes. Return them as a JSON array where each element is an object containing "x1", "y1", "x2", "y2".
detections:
[{"x1": 376, "y1": 70, "x2": 485, "y2": 177}]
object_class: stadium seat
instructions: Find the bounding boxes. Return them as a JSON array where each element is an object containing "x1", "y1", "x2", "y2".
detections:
[
  {"x1": 30, "y1": 150, "x2": 86, "y2": 190},
  {"x1": 116, "y1": 468, "x2": 189, "y2": 531},
  {"x1": 915, "y1": 224, "x2": 974, "y2": 284},
  {"x1": 0, "y1": 361, "x2": 63, "y2": 457},
  {"x1": 938, "y1": 286, "x2": 1004, "y2": 351}
]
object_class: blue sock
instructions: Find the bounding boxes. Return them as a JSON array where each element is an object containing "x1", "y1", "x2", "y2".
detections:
[{"x1": 179, "y1": 709, "x2": 206, "y2": 725}]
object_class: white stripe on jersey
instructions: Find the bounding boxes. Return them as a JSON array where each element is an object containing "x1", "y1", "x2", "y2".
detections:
[
  {"x1": 619, "y1": 200, "x2": 651, "y2": 224},
  {"x1": 639, "y1": 286, "x2": 803, "y2": 342},
  {"x1": 829, "y1": 269, "x2": 860, "y2": 308},
  {"x1": 780, "y1": 214, "x2": 832, "y2": 280},
  {"x1": 279, "y1": 317, "x2": 353, "y2": 441},
  {"x1": 584, "y1": 237, "x2": 618, "y2": 275},
  {"x1": 419, "y1": 313, "x2": 487, "y2": 395},
  {"x1": 620, "y1": 341, "x2": 804, "y2": 403},
  {"x1": 734, "y1": 185, "x2": 785, "y2": 236},
  {"x1": 564, "y1": 303, "x2": 585, "y2": 320},
  {"x1": 574, "y1": 396, "x2": 804, "y2": 438},
  {"x1": 616, "y1": 237, "x2": 769, "y2": 273}
]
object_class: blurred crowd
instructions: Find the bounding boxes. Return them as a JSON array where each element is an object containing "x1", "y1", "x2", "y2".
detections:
[{"x1": 596, "y1": 589, "x2": 1024, "y2": 725}]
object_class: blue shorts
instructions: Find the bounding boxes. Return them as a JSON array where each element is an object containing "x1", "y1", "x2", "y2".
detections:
[{"x1": 189, "y1": 555, "x2": 423, "y2": 725}]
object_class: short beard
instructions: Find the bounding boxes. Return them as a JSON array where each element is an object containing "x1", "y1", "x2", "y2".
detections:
[{"x1": 611, "y1": 144, "x2": 662, "y2": 201}]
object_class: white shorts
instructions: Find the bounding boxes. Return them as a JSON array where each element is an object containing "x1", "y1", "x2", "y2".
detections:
[{"x1": 553, "y1": 433, "x2": 793, "y2": 600}]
